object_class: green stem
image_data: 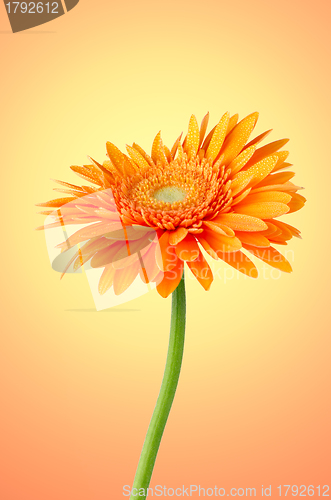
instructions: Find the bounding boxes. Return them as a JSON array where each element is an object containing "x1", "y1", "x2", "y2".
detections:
[{"x1": 130, "y1": 273, "x2": 186, "y2": 499}]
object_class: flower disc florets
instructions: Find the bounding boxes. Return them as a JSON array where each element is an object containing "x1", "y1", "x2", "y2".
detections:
[{"x1": 112, "y1": 154, "x2": 232, "y2": 232}]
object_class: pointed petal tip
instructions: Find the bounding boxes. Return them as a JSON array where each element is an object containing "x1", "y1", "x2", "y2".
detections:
[
  {"x1": 246, "y1": 111, "x2": 259, "y2": 124},
  {"x1": 157, "y1": 288, "x2": 171, "y2": 299},
  {"x1": 87, "y1": 155, "x2": 102, "y2": 167},
  {"x1": 247, "y1": 267, "x2": 259, "y2": 278}
]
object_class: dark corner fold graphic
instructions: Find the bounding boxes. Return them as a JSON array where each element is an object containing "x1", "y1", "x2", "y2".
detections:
[
  {"x1": 64, "y1": 0, "x2": 79, "y2": 12},
  {"x1": 3, "y1": 0, "x2": 80, "y2": 33}
]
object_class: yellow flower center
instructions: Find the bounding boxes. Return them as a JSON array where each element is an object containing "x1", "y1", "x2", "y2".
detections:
[
  {"x1": 153, "y1": 186, "x2": 187, "y2": 204},
  {"x1": 112, "y1": 155, "x2": 232, "y2": 230}
]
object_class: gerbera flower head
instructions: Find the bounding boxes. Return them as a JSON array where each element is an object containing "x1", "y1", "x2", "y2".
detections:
[{"x1": 38, "y1": 112, "x2": 305, "y2": 299}]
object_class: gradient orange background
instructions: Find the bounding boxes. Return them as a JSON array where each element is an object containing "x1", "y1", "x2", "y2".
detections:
[{"x1": 0, "y1": 1, "x2": 330, "y2": 498}]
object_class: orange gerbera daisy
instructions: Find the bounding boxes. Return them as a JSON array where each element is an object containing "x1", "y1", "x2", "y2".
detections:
[{"x1": 38, "y1": 112, "x2": 305, "y2": 298}]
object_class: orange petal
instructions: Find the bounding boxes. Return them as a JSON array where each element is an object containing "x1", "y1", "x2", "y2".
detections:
[
  {"x1": 203, "y1": 221, "x2": 235, "y2": 236},
  {"x1": 151, "y1": 131, "x2": 168, "y2": 165},
  {"x1": 139, "y1": 243, "x2": 162, "y2": 283},
  {"x1": 213, "y1": 213, "x2": 268, "y2": 232},
  {"x1": 199, "y1": 112, "x2": 210, "y2": 147},
  {"x1": 175, "y1": 234, "x2": 200, "y2": 261},
  {"x1": 235, "y1": 232, "x2": 270, "y2": 248},
  {"x1": 267, "y1": 219, "x2": 301, "y2": 239},
  {"x1": 37, "y1": 210, "x2": 54, "y2": 216},
  {"x1": 90, "y1": 242, "x2": 124, "y2": 268},
  {"x1": 196, "y1": 235, "x2": 219, "y2": 260},
  {"x1": 156, "y1": 259, "x2": 184, "y2": 298},
  {"x1": 113, "y1": 261, "x2": 140, "y2": 295},
  {"x1": 126, "y1": 145, "x2": 150, "y2": 170},
  {"x1": 106, "y1": 142, "x2": 126, "y2": 175},
  {"x1": 243, "y1": 155, "x2": 278, "y2": 187},
  {"x1": 132, "y1": 143, "x2": 154, "y2": 166},
  {"x1": 162, "y1": 145, "x2": 170, "y2": 162},
  {"x1": 201, "y1": 125, "x2": 216, "y2": 152},
  {"x1": 168, "y1": 227, "x2": 189, "y2": 245},
  {"x1": 244, "y1": 139, "x2": 289, "y2": 169},
  {"x1": 250, "y1": 181, "x2": 303, "y2": 194},
  {"x1": 186, "y1": 115, "x2": 200, "y2": 159},
  {"x1": 36, "y1": 197, "x2": 76, "y2": 208},
  {"x1": 52, "y1": 188, "x2": 89, "y2": 197},
  {"x1": 88, "y1": 156, "x2": 113, "y2": 177},
  {"x1": 79, "y1": 235, "x2": 111, "y2": 253},
  {"x1": 56, "y1": 222, "x2": 119, "y2": 251},
  {"x1": 231, "y1": 187, "x2": 252, "y2": 206},
  {"x1": 257, "y1": 171, "x2": 295, "y2": 188},
  {"x1": 234, "y1": 201, "x2": 290, "y2": 219},
  {"x1": 206, "y1": 112, "x2": 230, "y2": 164},
  {"x1": 260, "y1": 222, "x2": 280, "y2": 238},
  {"x1": 226, "y1": 113, "x2": 239, "y2": 135},
  {"x1": 70, "y1": 165, "x2": 104, "y2": 186},
  {"x1": 230, "y1": 171, "x2": 254, "y2": 197},
  {"x1": 272, "y1": 161, "x2": 293, "y2": 173},
  {"x1": 243, "y1": 245, "x2": 292, "y2": 273},
  {"x1": 268, "y1": 235, "x2": 290, "y2": 245},
  {"x1": 228, "y1": 145, "x2": 257, "y2": 176},
  {"x1": 187, "y1": 250, "x2": 213, "y2": 291},
  {"x1": 122, "y1": 157, "x2": 138, "y2": 176},
  {"x1": 170, "y1": 133, "x2": 183, "y2": 160},
  {"x1": 98, "y1": 265, "x2": 116, "y2": 295},
  {"x1": 288, "y1": 193, "x2": 306, "y2": 213},
  {"x1": 203, "y1": 229, "x2": 242, "y2": 253},
  {"x1": 221, "y1": 112, "x2": 259, "y2": 165},
  {"x1": 219, "y1": 250, "x2": 258, "y2": 278},
  {"x1": 267, "y1": 239, "x2": 288, "y2": 246},
  {"x1": 271, "y1": 151, "x2": 290, "y2": 172},
  {"x1": 243, "y1": 129, "x2": 273, "y2": 150},
  {"x1": 112, "y1": 252, "x2": 141, "y2": 270},
  {"x1": 188, "y1": 227, "x2": 204, "y2": 234},
  {"x1": 242, "y1": 191, "x2": 292, "y2": 204},
  {"x1": 51, "y1": 179, "x2": 87, "y2": 191},
  {"x1": 157, "y1": 231, "x2": 177, "y2": 272},
  {"x1": 102, "y1": 159, "x2": 118, "y2": 177},
  {"x1": 177, "y1": 142, "x2": 184, "y2": 161}
]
